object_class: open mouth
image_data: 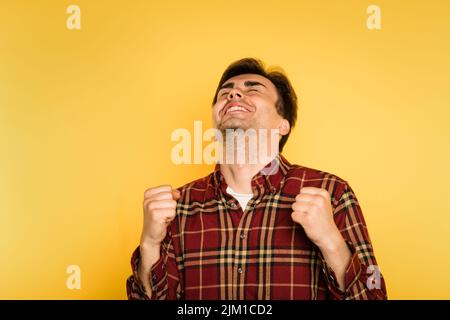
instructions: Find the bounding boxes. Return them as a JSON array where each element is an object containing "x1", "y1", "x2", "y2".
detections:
[{"x1": 223, "y1": 103, "x2": 251, "y2": 116}]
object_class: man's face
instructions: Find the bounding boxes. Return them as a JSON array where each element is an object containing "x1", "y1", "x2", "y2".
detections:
[{"x1": 213, "y1": 74, "x2": 287, "y2": 133}]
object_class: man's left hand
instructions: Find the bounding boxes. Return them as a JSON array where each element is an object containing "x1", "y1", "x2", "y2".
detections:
[{"x1": 291, "y1": 187, "x2": 342, "y2": 250}]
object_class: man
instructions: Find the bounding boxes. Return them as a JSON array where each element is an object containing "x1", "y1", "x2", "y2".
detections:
[{"x1": 126, "y1": 58, "x2": 387, "y2": 300}]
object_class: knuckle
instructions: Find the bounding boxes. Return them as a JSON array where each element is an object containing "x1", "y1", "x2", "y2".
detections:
[
  {"x1": 151, "y1": 208, "x2": 163, "y2": 218},
  {"x1": 144, "y1": 185, "x2": 172, "y2": 197},
  {"x1": 168, "y1": 208, "x2": 177, "y2": 217},
  {"x1": 143, "y1": 199, "x2": 153, "y2": 210},
  {"x1": 147, "y1": 201, "x2": 157, "y2": 211},
  {"x1": 144, "y1": 186, "x2": 157, "y2": 195},
  {"x1": 144, "y1": 187, "x2": 154, "y2": 195},
  {"x1": 155, "y1": 193, "x2": 170, "y2": 200},
  {"x1": 320, "y1": 189, "x2": 330, "y2": 199},
  {"x1": 158, "y1": 184, "x2": 172, "y2": 192},
  {"x1": 315, "y1": 195, "x2": 324, "y2": 204}
]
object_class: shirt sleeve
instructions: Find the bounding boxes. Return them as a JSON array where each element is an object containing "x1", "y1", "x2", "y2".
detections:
[
  {"x1": 319, "y1": 181, "x2": 388, "y2": 300},
  {"x1": 126, "y1": 224, "x2": 183, "y2": 300},
  {"x1": 126, "y1": 246, "x2": 150, "y2": 300}
]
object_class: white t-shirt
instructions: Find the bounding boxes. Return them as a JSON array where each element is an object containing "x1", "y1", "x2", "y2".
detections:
[{"x1": 226, "y1": 186, "x2": 253, "y2": 211}]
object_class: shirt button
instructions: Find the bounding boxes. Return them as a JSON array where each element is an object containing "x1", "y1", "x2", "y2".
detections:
[
  {"x1": 229, "y1": 202, "x2": 237, "y2": 208},
  {"x1": 237, "y1": 267, "x2": 243, "y2": 274},
  {"x1": 240, "y1": 233, "x2": 246, "y2": 239}
]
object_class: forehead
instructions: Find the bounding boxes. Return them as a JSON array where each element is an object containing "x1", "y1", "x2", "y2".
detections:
[{"x1": 223, "y1": 73, "x2": 275, "y2": 89}]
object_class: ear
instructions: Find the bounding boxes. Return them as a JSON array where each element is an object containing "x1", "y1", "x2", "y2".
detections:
[{"x1": 279, "y1": 119, "x2": 290, "y2": 136}]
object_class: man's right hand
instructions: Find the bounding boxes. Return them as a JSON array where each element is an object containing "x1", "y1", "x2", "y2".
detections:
[{"x1": 140, "y1": 185, "x2": 180, "y2": 247}]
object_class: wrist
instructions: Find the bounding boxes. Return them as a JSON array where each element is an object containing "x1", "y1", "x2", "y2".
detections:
[
  {"x1": 317, "y1": 229, "x2": 346, "y2": 254},
  {"x1": 139, "y1": 240, "x2": 161, "y2": 271},
  {"x1": 140, "y1": 237, "x2": 161, "y2": 250}
]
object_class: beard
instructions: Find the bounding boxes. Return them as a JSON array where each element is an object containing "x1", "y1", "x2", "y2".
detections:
[
  {"x1": 213, "y1": 118, "x2": 280, "y2": 166},
  {"x1": 217, "y1": 117, "x2": 253, "y2": 133}
]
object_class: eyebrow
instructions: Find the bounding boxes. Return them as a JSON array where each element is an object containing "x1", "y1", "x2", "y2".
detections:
[{"x1": 218, "y1": 80, "x2": 266, "y2": 91}]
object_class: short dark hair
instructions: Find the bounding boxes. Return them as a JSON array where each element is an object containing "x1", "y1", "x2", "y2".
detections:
[{"x1": 212, "y1": 58, "x2": 298, "y2": 152}]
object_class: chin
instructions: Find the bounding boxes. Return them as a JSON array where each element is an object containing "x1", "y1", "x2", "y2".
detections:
[
  {"x1": 219, "y1": 125, "x2": 249, "y2": 132},
  {"x1": 219, "y1": 120, "x2": 250, "y2": 131}
]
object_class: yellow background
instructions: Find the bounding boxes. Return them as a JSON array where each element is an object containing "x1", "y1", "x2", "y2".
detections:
[{"x1": 1, "y1": 0, "x2": 449, "y2": 299}]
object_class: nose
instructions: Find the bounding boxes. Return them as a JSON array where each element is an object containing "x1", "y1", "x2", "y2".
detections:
[{"x1": 227, "y1": 88, "x2": 243, "y2": 100}]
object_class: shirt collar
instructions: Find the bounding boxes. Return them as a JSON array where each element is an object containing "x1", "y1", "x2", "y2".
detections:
[{"x1": 212, "y1": 153, "x2": 292, "y2": 196}]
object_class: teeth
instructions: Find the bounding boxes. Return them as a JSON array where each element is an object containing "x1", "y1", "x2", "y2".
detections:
[{"x1": 227, "y1": 106, "x2": 246, "y2": 113}]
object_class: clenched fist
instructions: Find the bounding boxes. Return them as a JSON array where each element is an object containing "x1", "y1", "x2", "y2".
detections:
[
  {"x1": 140, "y1": 185, "x2": 180, "y2": 247},
  {"x1": 291, "y1": 187, "x2": 341, "y2": 250}
]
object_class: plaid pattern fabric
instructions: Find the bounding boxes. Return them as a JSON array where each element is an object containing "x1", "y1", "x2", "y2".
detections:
[{"x1": 127, "y1": 154, "x2": 387, "y2": 300}]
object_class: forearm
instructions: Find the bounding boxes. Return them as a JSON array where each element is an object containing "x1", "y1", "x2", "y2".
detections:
[
  {"x1": 318, "y1": 231, "x2": 352, "y2": 292},
  {"x1": 138, "y1": 241, "x2": 161, "y2": 299}
]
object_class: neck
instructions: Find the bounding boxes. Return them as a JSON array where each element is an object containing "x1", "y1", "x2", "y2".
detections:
[
  {"x1": 217, "y1": 128, "x2": 280, "y2": 194},
  {"x1": 220, "y1": 153, "x2": 278, "y2": 194}
]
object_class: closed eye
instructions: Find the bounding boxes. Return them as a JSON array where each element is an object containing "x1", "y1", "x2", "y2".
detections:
[{"x1": 218, "y1": 86, "x2": 260, "y2": 97}]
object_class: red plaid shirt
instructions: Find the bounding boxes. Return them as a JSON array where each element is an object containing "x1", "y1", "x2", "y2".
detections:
[{"x1": 127, "y1": 155, "x2": 387, "y2": 300}]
